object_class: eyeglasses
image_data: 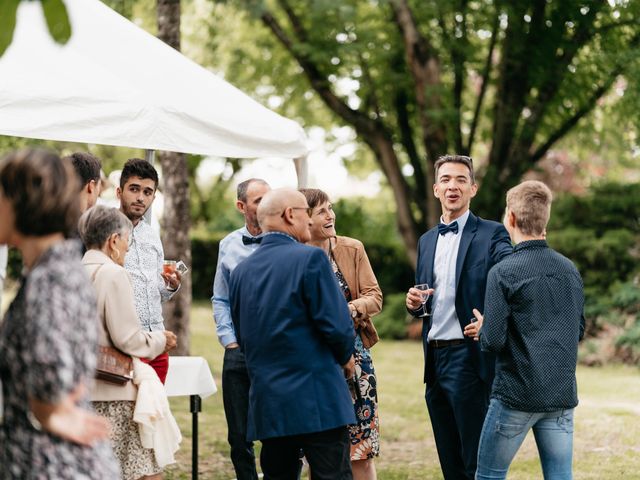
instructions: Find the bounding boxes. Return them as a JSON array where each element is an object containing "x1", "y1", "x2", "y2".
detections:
[{"x1": 280, "y1": 206, "x2": 313, "y2": 218}]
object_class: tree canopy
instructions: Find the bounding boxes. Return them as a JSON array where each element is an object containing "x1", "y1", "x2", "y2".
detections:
[
  {"x1": 3, "y1": 0, "x2": 640, "y2": 262},
  {"x1": 207, "y1": 0, "x2": 640, "y2": 261}
]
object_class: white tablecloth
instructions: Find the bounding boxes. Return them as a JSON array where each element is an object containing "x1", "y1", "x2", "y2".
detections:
[{"x1": 164, "y1": 356, "x2": 217, "y2": 398}]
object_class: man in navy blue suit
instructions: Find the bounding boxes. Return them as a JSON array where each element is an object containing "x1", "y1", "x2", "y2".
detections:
[
  {"x1": 229, "y1": 188, "x2": 356, "y2": 480},
  {"x1": 406, "y1": 155, "x2": 513, "y2": 480}
]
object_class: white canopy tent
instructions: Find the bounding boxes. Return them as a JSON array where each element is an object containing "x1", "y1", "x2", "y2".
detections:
[{"x1": 0, "y1": 0, "x2": 308, "y2": 180}]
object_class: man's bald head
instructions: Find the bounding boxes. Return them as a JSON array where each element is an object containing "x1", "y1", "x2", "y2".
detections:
[{"x1": 258, "y1": 188, "x2": 312, "y2": 242}]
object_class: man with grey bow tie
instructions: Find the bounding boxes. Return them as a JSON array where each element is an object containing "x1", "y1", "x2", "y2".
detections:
[
  {"x1": 405, "y1": 155, "x2": 513, "y2": 480},
  {"x1": 212, "y1": 178, "x2": 270, "y2": 480}
]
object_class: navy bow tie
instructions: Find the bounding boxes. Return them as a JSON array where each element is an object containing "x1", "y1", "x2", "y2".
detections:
[
  {"x1": 437, "y1": 221, "x2": 459, "y2": 236},
  {"x1": 242, "y1": 235, "x2": 262, "y2": 245}
]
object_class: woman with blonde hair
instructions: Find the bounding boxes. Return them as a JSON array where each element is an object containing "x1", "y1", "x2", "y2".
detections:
[
  {"x1": 79, "y1": 205, "x2": 177, "y2": 480},
  {"x1": 300, "y1": 188, "x2": 383, "y2": 480}
]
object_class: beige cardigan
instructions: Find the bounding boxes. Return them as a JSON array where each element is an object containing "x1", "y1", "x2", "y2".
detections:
[
  {"x1": 83, "y1": 249, "x2": 166, "y2": 401},
  {"x1": 331, "y1": 236, "x2": 383, "y2": 319}
]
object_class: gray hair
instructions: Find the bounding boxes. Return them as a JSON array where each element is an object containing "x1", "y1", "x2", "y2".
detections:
[
  {"x1": 237, "y1": 178, "x2": 269, "y2": 203},
  {"x1": 434, "y1": 154, "x2": 475, "y2": 184},
  {"x1": 78, "y1": 205, "x2": 132, "y2": 250}
]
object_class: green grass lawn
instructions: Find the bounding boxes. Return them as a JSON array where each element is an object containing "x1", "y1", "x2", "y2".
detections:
[
  {"x1": 165, "y1": 302, "x2": 640, "y2": 479},
  {"x1": 2, "y1": 291, "x2": 638, "y2": 479}
]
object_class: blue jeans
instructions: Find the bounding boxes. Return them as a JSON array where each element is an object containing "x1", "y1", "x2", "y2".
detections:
[
  {"x1": 476, "y1": 398, "x2": 574, "y2": 480},
  {"x1": 222, "y1": 347, "x2": 258, "y2": 480}
]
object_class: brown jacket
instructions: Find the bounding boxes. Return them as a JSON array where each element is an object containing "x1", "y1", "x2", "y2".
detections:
[
  {"x1": 331, "y1": 236, "x2": 383, "y2": 346},
  {"x1": 83, "y1": 249, "x2": 166, "y2": 401}
]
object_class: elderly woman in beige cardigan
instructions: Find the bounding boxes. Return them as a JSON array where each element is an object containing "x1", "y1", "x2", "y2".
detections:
[
  {"x1": 300, "y1": 188, "x2": 383, "y2": 480},
  {"x1": 79, "y1": 205, "x2": 177, "y2": 480}
]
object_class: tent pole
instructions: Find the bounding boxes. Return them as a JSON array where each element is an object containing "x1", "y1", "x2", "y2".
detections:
[
  {"x1": 143, "y1": 149, "x2": 155, "y2": 225},
  {"x1": 294, "y1": 155, "x2": 308, "y2": 188},
  {"x1": 145, "y1": 149, "x2": 156, "y2": 165}
]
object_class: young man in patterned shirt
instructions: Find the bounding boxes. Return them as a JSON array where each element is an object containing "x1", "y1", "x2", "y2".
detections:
[
  {"x1": 117, "y1": 158, "x2": 181, "y2": 383},
  {"x1": 470, "y1": 180, "x2": 585, "y2": 480}
]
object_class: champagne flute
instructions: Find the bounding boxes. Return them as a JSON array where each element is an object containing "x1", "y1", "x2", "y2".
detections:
[{"x1": 414, "y1": 283, "x2": 431, "y2": 317}]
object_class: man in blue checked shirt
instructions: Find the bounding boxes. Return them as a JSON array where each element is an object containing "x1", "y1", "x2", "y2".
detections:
[
  {"x1": 212, "y1": 178, "x2": 270, "y2": 480},
  {"x1": 469, "y1": 180, "x2": 585, "y2": 480}
]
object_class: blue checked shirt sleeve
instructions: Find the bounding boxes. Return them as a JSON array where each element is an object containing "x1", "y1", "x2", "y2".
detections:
[{"x1": 212, "y1": 241, "x2": 237, "y2": 347}]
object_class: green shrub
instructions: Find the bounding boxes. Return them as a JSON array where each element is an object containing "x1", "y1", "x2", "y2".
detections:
[
  {"x1": 547, "y1": 228, "x2": 637, "y2": 291},
  {"x1": 361, "y1": 242, "x2": 414, "y2": 297},
  {"x1": 616, "y1": 317, "x2": 640, "y2": 362},
  {"x1": 188, "y1": 231, "x2": 414, "y2": 300},
  {"x1": 610, "y1": 281, "x2": 640, "y2": 313},
  {"x1": 374, "y1": 292, "x2": 411, "y2": 340},
  {"x1": 549, "y1": 182, "x2": 640, "y2": 235},
  {"x1": 190, "y1": 232, "x2": 224, "y2": 300}
]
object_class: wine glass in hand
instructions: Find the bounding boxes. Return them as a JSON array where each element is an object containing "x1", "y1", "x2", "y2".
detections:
[{"x1": 414, "y1": 283, "x2": 431, "y2": 317}]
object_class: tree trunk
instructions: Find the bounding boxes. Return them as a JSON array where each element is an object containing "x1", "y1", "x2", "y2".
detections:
[
  {"x1": 362, "y1": 127, "x2": 420, "y2": 265},
  {"x1": 390, "y1": 0, "x2": 447, "y2": 229},
  {"x1": 157, "y1": 0, "x2": 191, "y2": 355}
]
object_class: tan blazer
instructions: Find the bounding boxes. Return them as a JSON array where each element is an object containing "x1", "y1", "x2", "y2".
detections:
[
  {"x1": 83, "y1": 249, "x2": 166, "y2": 401},
  {"x1": 331, "y1": 235, "x2": 383, "y2": 323}
]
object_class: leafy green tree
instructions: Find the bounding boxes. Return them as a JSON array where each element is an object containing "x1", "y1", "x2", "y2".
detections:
[
  {"x1": 210, "y1": 0, "x2": 640, "y2": 262},
  {"x1": 0, "y1": 0, "x2": 71, "y2": 56}
]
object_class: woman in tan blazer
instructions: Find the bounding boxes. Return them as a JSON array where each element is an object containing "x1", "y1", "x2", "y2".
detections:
[
  {"x1": 301, "y1": 188, "x2": 383, "y2": 480},
  {"x1": 79, "y1": 205, "x2": 177, "y2": 480}
]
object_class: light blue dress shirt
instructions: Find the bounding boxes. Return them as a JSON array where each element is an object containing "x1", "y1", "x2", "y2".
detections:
[
  {"x1": 211, "y1": 226, "x2": 261, "y2": 347},
  {"x1": 428, "y1": 209, "x2": 470, "y2": 341}
]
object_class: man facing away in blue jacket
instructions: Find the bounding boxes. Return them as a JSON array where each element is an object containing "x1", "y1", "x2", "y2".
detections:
[{"x1": 229, "y1": 188, "x2": 356, "y2": 480}]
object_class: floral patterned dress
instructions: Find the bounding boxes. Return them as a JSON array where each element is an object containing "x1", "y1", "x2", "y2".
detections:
[
  {"x1": 331, "y1": 257, "x2": 380, "y2": 461},
  {"x1": 0, "y1": 241, "x2": 118, "y2": 479}
]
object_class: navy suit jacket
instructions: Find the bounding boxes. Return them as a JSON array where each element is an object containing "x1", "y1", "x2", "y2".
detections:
[
  {"x1": 229, "y1": 233, "x2": 356, "y2": 441},
  {"x1": 415, "y1": 211, "x2": 512, "y2": 385}
]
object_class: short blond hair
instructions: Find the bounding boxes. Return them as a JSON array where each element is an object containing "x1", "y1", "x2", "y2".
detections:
[{"x1": 506, "y1": 180, "x2": 552, "y2": 236}]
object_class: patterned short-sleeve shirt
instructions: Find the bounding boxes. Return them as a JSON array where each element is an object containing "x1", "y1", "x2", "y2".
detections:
[
  {"x1": 124, "y1": 220, "x2": 175, "y2": 332},
  {"x1": 0, "y1": 241, "x2": 118, "y2": 479}
]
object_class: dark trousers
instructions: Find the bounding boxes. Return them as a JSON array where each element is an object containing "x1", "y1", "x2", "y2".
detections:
[
  {"x1": 261, "y1": 427, "x2": 352, "y2": 480},
  {"x1": 222, "y1": 347, "x2": 258, "y2": 480},
  {"x1": 425, "y1": 343, "x2": 491, "y2": 480}
]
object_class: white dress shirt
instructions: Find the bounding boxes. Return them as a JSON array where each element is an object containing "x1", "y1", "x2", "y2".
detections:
[{"x1": 428, "y1": 210, "x2": 470, "y2": 341}]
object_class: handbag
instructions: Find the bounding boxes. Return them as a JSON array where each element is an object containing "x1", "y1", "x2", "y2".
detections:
[
  {"x1": 96, "y1": 345, "x2": 133, "y2": 385},
  {"x1": 90, "y1": 264, "x2": 133, "y2": 385}
]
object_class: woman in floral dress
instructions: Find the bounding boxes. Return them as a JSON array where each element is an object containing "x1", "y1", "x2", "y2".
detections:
[
  {"x1": 301, "y1": 188, "x2": 383, "y2": 480},
  {"x1": 0, "y1": 149, "x2": 118, "y2": 479}
]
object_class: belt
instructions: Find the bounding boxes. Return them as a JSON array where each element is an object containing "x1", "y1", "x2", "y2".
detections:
[{"x1": 428, "y1": 338, "x2": 466, "y2": 349}]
